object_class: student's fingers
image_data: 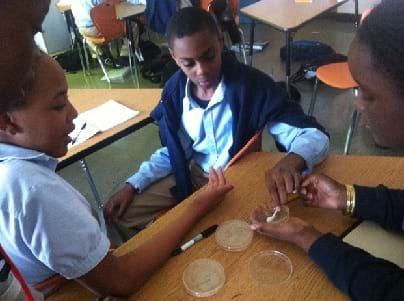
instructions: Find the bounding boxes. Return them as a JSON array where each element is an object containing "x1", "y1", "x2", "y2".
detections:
[
  {"x1": 209, "y1": 166, "x2": 218, "y2": 186},
  {"x1": 275, "y1": 176, "x2": 288, "y2": 204},
  {"x1": 301, "y1": 174, "x2": 318, "y2": 188},
  {"x1": 284, "y1": 173, "x2": 295, "y2": 194},
  {"x1": 293, "y1": 173, "x2": 301, "y2": 192},
  {"x1": 217, "y1": 167, "x2": 225, "y2": 186}
]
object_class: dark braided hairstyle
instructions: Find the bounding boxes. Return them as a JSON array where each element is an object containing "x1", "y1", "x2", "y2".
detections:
[
  {"x1": 166, "y1": 6, "x2": 221, "y2": 49},
  {"x1": 357, "y1": 0, "x2": 404, "y2": 95}
]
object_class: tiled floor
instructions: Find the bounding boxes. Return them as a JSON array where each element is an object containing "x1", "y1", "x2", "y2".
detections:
[{"x1": 59, "y1": 17, "x2": 404, "y2": 233}]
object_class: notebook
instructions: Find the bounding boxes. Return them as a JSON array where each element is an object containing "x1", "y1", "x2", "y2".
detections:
[
  {"x1": 343, "y1": 221, "x2": 404, "y2": 269},
  {"x1": 68, "y1": 100, "x2": 139, "y2": 148}
]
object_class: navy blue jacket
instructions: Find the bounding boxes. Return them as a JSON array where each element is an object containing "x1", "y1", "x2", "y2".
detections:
[
  {"x1": 151, "y1": 54, "x2": 327, "y2": 201},
  {"x1": 309, "y1": 185, "x2": 404, "y2": 300}
]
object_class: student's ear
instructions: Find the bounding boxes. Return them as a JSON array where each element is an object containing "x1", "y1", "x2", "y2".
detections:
[{"x1": 0, "y1": 113, "x2": 19, "y2": 135}]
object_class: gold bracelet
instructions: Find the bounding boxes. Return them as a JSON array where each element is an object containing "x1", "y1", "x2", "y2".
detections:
[{"x1": 343, "y1": 184, "x2": 356, "y2": 216}]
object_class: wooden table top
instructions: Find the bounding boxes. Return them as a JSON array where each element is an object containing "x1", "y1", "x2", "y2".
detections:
[
  {"x1": 58, "y1": 89, "x2": 161, "y2": 169},
  {"x1": 115, "y1": 2, "x2": 146, "y2": 20},
  {"x1": 48, "y1": 152, "x2": 404, "y2": 300},
  {"x1": 241, "y1": 0, "x2": 349, "y2": 31},
  {"x1": 56, "y1": 1, "x2": 145, "y2": 19}
]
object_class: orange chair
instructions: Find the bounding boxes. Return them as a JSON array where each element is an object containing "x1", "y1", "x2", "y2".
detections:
[
  {"x1": 82, "y1": 1, "x2": 139, "y2": 86},
  {"x1": 225, "y1": 130, "x2": 263, "y2": 170},
  {"x1": 308, "y1": 62, "x2": 358, "y2": 154}
]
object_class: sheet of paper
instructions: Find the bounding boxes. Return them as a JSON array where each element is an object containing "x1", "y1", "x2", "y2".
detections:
[
  {"x1": 343, "y1": 221, "x2": 404, "y2": 269},
  {"x1": 79, "y1": 100, "x2": 139, "y2": 132},
  {"x1": 68, "y1": 100, "x2": 139, "y2": 148},
  {"x1": 68, "y1": 117, "x2": 99, "y2": 148}
]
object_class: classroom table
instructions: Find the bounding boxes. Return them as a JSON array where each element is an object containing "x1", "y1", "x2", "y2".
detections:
[
  {"x1": 240, "y1": 0, "x2": 350, "y2": 96},
  {"x1": 47, "y1": 151, "x2": 404, "y2": 300},
  {"x1": 57, "y1": 89, "x2": 161, "y2": 233}
]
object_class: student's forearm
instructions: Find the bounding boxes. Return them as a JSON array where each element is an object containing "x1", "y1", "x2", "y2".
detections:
[{"x1": 79, "y1": 203, "x2": 204, "y2": 297}]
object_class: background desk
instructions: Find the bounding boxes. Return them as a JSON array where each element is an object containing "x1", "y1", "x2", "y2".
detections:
[
  {"x1": 241, "y1": 0, "x2": 350, "y2": 95},
  {"x1": 47, "y1": 152, "x2": 404, "y2": 300},
  {"x1": 58, "y1": 88, "x2": 161, "y2": 169}
]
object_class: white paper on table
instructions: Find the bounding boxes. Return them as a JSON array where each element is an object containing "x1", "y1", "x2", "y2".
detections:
[
  {"x1": 343, "y1": 221, "x2": 404, "y2": 269},
  {"x1": 68, "y1": 100, "x2": 139, "y2": 148}
]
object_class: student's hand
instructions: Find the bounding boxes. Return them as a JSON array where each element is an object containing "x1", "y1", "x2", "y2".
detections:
[
  {"x1": 299, "y1": 174, "x2": 347, "y2": 211},
  {"x1": 265, "y1": 153, "x2": 305, "y2": 206},
  {"x1": 250, "y1": 206, "x2": 322, "y2": 252},
  {"x1": 191, "y1": 167, "x2": 234, "y2": 216},
  {"x1": 103, "y1": 184, "x2": 136, "y2": 225}
]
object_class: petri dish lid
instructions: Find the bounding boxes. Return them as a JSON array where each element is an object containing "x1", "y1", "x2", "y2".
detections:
[
  {"x1": 183, "y1": 258, "x2": 225, "y2": 298},
  {"x1": 256, "y1": 205, "x2": 289, "y2": 224},
  {"x1": 249, "y1": 250, "x2": 293, "y2": 286},
  {"x1": 215, "y1": 219, "x2": 254, "y2": 252}
]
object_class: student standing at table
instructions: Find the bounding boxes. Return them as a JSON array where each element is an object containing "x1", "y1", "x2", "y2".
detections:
[
  {"x1": 104, "y1": 7, "x2": 329, "y2": 229},
  {"x1": 250, "y1": 2, "x2": 404, "y2": 300},
  {"x1": 0, "y1": 49, "x2": 233, "y2": 297}
]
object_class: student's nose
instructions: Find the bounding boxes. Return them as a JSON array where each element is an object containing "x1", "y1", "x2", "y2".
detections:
[
  {"x1": 67, "y1": 99, "x2": 78, "y2": 121},
  {"x1": 195, "y1": 62, "x2": 208, "y2": 77}
]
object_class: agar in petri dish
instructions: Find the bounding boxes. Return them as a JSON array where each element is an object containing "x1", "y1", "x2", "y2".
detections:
[
  {"x1": 249, "y1": 250, "x2": 293, "y2": 286},
  {"x1": 183, "y1": 258, "x2": 225, "y2": 298},
  {"x1": 215, "y1": 219, "x2": 254, "y2": 252}
]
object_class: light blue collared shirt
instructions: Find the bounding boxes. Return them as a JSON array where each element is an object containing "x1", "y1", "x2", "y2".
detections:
[
  {"x1": 127, "y1": 78, "x2": 329, "y2": 192},
  {"x1": 0, "y1": 143, "x2": 110, "y2": 285}
]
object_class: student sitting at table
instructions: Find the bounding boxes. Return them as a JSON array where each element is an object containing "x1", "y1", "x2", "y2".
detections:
[
  {"x1": 0, "y1": 49, "x2": 233, "y2": 297},
  {"x1": 250, "y1": 2, "x2": 404, "y2": 300},
  {"x1": 104, "y1": 7, "x2": 329, "y2": 229}
]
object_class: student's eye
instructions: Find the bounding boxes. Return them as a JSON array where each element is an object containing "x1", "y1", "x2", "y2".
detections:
[
  {"x1": 52, "y1": 103, "x2": 66, "y2": 111},
  {"x1": 181, "y1": 61, "x2": 195, "y2": 68}
]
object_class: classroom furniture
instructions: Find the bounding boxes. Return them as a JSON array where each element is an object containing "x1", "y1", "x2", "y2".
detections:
[
  {"x1": 240, "y1": 0, "x2": 350, "y2": 95},
  {"x1": 56, "y1": 0, "x2": 89, "y2": 74},
  {"x1": 46, "y1": 151, "x2": 404, "y2": 300},
  {"x1": 201, "y1": 0, "x2": 248, "y2": 64},
  {"x1": 57, "y1": 89, "x2": 161, "y2": 233},
  {"x1": 308, "y1": 62, "x2": 358, "y2": 154},
  {"x1": 35, "y1": 0, "x2": 72, "y2": 55}
]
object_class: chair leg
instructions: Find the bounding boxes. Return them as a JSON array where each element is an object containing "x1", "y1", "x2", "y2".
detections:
[
  {"x1": 82, "y1": 38, "x2": 92, "y2": 75},
  {"x1": 344, "y1": 109, "x2": 358, "y2": 155},
  {"x1": 238, "y1": 27, "x2": 248, "y2": 65},
  {"x1": 95, "y1": 46, "x2": 111, "y2": 85},
  {"x1": 127, "y1": 38, "x2": 140, "y2": 88},
  {"x1": 308, "y1": 77, "x2": 319, "y2": 116}
]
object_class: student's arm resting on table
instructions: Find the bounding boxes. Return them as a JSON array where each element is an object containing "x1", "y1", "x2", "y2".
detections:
[
  {"x1": 103, "y1": 146, "x2": 173, "y2": 224},
  {"x1": 79, "y1": 167, "x2": 233, "y2": 297},
  {"x1": 266, "y1": 122, "x2": 329, "y2": 205}
]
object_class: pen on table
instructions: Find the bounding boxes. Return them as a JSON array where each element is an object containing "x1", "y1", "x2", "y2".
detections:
[
  {"x1": 71, "y1": 122, "x2": 87, "y2": 145},
  {"x1": 171, "y1": 224, "x2": 218, "y2": 256}
]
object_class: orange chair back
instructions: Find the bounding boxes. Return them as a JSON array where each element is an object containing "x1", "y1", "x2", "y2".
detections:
[
  {"x1": 199, "y1": 0, "x2": 238, "y2": 17},
  {"x1": 316, "y1": 62, "x2": 358, "y2": 89},
  {"x1": 225, "y1": 130, "x2": 263, "y2": 170},
  {"x1": 90, "y1": 1, "x2": 126, "y2": 42}
]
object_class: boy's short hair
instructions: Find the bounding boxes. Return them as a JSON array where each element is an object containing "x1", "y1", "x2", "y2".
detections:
[{"x1": 166, "y1": 7, "x2": 220, "y2": 48}]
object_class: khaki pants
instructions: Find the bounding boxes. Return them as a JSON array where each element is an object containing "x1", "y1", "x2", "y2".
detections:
[{"x1": 118, "y1": 163, "x2": 208, "y2": 229}]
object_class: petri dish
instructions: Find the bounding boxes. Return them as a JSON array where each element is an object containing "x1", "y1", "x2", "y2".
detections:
[
  {"x1": 183, "y1": 258, "x2": 225, "y2": 298},
  {"x1": 256, "y1": 205, "x2": 289, "y2": 224},
  {"x1": 249, "y1": 250, "x2": 293, "y2": 286},
  {"x1": 215, "y1": 219, "x2": 254, "y2": 252}
]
